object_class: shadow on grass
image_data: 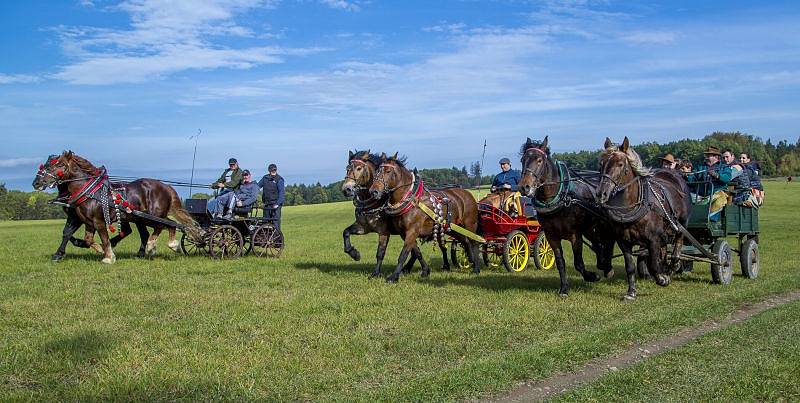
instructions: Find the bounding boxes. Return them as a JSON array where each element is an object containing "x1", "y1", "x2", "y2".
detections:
[
  {"x1": 293, "y1": 261, "x2": 376, "y2": 275},
  {"x1": 41, "y1": 330, "x2": 115, "y2": 363},
  {"x1": 40, "y1": 251, "x2": 184, "y2": 263}
]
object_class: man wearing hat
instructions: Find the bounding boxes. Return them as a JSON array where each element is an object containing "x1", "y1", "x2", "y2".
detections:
[
  {"x1": 208, "y1": 169, "x2": 259, "y2": 219},
  {"x1": 258, "y1": 163, "x2": 285, "y2": 230},
  {"x1": 659, "y1": 153, "x2": 677, "y2": 170},
  {"x1": 213, "y1": 158, "x2": 243, "y2": 195},
  {"x1": 491, "y1": 157, "x2": 521, "y2": 192},
  {"x1": 687, "y1": 145, "x2": 734, "y2": 220}
]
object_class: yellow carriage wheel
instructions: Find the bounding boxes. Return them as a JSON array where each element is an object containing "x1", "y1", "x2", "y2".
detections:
[
  {"x1": 503, "y1": 230, "x2": 530, "y2": 272},
  {"x1": 532, "y1": 233, "x2": 555, "y2": 270}
]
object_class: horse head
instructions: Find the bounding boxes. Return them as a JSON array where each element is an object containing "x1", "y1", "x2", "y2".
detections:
[
  {"x1": 369, "y1": 152, "x2": 407, "y2": 200},
  {"x1": 32, "y1": 151, "x2": 77, "y2": 190},
  {"x1": 518, "y1": 136, "x2": 551, "y2": 197},
  {"x1": 597, "y1": 137, "x2": 652, "y2": 205},
  {"x1": 342, "y1": 149, "x2": 377, "y2": 198}
]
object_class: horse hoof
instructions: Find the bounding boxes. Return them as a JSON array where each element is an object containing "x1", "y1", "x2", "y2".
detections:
[
  {"x1": 604, "y1": 270, "x2": 615, "y2": 279},
  {"x1": 346, "y1": 248, "x2": 361, "y2": 261},
  {"x1": 369, "y1": 272, "x2": 381, "y2": 279},
  {"x1": 656, "y1": 275, "x2": 671, "y2": 287},
  {"x1": 441, "y1": 266, "x2": 451, "y2": 272},
  {"x1": 471, "y1": 270, "x2": 480, "y2": 275},
  {"x1": 51, "y1": 254, "x2": 64, "y2": 262},
  {"x1": 583, "y1": 271, "x2": 601, "y2": 282},
  {"x1": 90, "y1": 244, "x2": 104, "y2": 254},
  {"x1": 168, "y1": 241, "x2": 180, "y2": 253},
  {"x1": 137, "y1": 251, "x2": 146, "y2": 258},
  {"x1": 385, "y1": 277, "x2": 399, "y2": 284},
  {"x1": 558, "y1": 292, "x2": 569, "y2": 299},
  {"x1": 101, "y1": 257, "x2": 116, "y2": 264},
  {"x1": 622, "y1": 294, "x2": 636, "y2": 301},
  {"x1": 421, "y1": 271, "x2": 430, "y2": 278}
]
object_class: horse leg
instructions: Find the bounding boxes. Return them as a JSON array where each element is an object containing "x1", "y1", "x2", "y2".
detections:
[
  {"x1": 595, "y1": 239, "x2": 615, "y2": 279},
  {"x1": 343, "y1": 222, "x2": 364, "y2": 261},
  {"x1": 402, "y1": 245, "x2": 418, "y2": 274},
  {"x1": 370, "y1": 234, "x2": 389, "y2": 278},
  {"x1": 620, "y1": 241, "x2": 637, "y2": 300},
  {"x1": 110, "y1": 221, "x2": 132, "y2": 247},
  {"x1": 552, "y1": 239, "x2": 570, "y2": 297},
  {"x1": 669, "y1": 236, "x2": 684, "y2": 274},
  {"x1": 167, "y1": 227, "x2": 179, "y2": 253},
  {"x1": 146, "y1": 226, "x2": 164, "y2": 257},
  {"x1": 135, "y1": 223, "x2": 149, "y2": 258},
  {"x1": 439, "y1": 242, "x2": 451, "y2": 272},
  {"x1": 649, "y1": 241, "x2": 670, "y2": 287},
  {"x1": 572, "y1": 237, "x2": 600, "y2": 282},
  {"x1": 84, "y1": 229, "x2": 104, "y2": 254},
  {"x1": 387, "y1": 236, "x2": 417, "y2": 283},
  {"x1": 53, "y1": 214, "x2": 83, "y2": 261},
  {"x1": 468, "y1": 239, "x2": 480, "y2": 275},
  {"x1": 96, "y1": 223, "x2": 115, "y2": 264}
]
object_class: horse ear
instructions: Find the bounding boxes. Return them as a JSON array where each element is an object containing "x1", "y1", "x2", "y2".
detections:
[
  {"x1": 349, "y1": 150, "x2": 355, "y2": 159},
  {"x1": 380, "y1": 152, "x2": 387, "y2": 160},
  {"x1": 526, "y1": 137, "x2": 533, "y2": 146},
  {"x1": 604, "y1": 137, "x2": 612, "y2": 149},
  {"x1": 621, "y1": 137, "x2": 630, "y2": 152},
  {"x1": 542, "y1": 135, "x2": 549, "y2": 150},
  {"x1": 391, "y1": 152, "x2": 398, "y2": 160}
]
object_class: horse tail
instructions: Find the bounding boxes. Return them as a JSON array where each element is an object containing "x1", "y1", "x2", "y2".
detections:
[{"x1": 167, "y1": 187, "x2": 203, "y2": 241}]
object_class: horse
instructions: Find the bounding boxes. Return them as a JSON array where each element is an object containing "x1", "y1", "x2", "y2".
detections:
[
  {"x1": 517, "y1": 136, "x2": 615, "y2": 297},
  {"x1": 32, "y1": 151, "x2": 202, "y2": 263},
  {"x1": 369, "y1": 153, "x2": 480, "y2": 282},
  {"x1": 596, "y1": 137, "x2": 692, "y2": 300},
  {"x1": 340, "y1": 150, "x2": 425, "y2": 277}
]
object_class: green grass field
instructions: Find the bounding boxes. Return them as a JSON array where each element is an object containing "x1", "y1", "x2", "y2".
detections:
[{"x1": 1, "y1": 181, "x2": 798, "y2": 401}]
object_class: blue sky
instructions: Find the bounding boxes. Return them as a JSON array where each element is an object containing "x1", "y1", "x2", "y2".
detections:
[{"x1": 1, "y1": 0, "x2": 799, "y2": 194}]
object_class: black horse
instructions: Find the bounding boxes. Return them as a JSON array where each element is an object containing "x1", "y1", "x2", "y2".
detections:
[
  {"x1": 596, "y1": 137, "x2": 692, "y2": 300},
  {"x1": 517, "y1": 136, "x2": 615, "y2": 297},
  {"x1": 341, "y1": 150, "x2": 424, "y2": 277}
]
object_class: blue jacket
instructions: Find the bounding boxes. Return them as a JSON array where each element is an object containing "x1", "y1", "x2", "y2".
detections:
[
  {"x1": 235, "y1": 182, "x2": 260, "y2": 208},
  {"x1": 258, "y1": 174, "x2": 285, "y2": 206},
  {"x1": 492, "y1": 169, "x2": 521, "y2": 192}
]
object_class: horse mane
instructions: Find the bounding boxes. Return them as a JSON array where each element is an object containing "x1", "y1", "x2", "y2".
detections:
[
  {"x1": 384, "y1": 154, "x2": 409, "y2": 168},
  {"x1": 601, "y1": 145, "x2": 653, "y2": 177},
  {"x1": 354, "y1": 150, "x2": 383, "y2": 167},
  {"x1": 65, "y1": 152, "x2": 98, "y2": 174},
  {"x1": 519, "y1": 139, "x2": 550, "y2": 156}
]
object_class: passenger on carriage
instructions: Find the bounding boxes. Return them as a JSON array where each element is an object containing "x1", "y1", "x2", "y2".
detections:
[
  {"x1": 207, "y1": 170, "x2": 259, "y2": 219},
  {"x1": 739, "y1": 152, "x2": 764, "y2": 207},
  {"x1": 659, "y1": 153, "x2": 677, "y2": 169},
  {"x1": 212, "y1": 157, "x2": 243, "y2": 195},
  {"x1": 686, "y1": 146, "x2": 733, "y2": 220}
]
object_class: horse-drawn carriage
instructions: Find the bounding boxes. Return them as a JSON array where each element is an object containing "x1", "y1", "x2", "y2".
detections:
[
  {"x1": 449, "y1": 194, "x2": 556, "y2": 273},
  {"x1": 179, "y1": 198, "x2": 284, "y2": 260}
]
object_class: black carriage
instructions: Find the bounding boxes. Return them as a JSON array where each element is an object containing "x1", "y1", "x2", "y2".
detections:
[{"x1": 179, "y1": 198, "x2": 284, "y2": 259}]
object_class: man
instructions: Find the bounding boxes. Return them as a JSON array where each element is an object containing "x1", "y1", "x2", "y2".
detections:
[
  {"x1": 491, "y1": 157, "x2": 521, "y2": 192},
  {"x1": 208, "y1": 170, "x2": 259, "y2": 219},
  {"x1": 659, "y1": 153, "x2": 677, "y2": 169},
  {"x1": 212, "y1": 158, "x2": 243, "y2": 195},
  {"x1": 258, "y1": 163, "x2": 285, "y2": 230},
  {"x1": 687, "y1": 146, "x2": 734, "y2": 220}
]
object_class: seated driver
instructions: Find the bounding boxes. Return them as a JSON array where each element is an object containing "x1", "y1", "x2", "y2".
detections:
[
  {"x1": 208, "y1": 170, "x2": 259, "y2": 219},
  {"x1": 492, "y1": 157, "x2": 522, "y2": 215}
]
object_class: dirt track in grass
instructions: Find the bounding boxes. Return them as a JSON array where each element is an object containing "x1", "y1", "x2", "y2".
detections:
[{"x1": 488, "y1": 290, "x2": 800, "y2": 402}]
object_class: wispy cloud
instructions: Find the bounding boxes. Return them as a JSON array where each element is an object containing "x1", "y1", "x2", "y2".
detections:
[
  {"x1": 619, "y1": 30, "x2": 677, "y2": 45},
  {"x1": 0, "y1": 73, "x2": 41, "y2": 84},
  {"x1": 319, "y1": 0, "x2": 361, "y2": 12},
  {"x1": 52, "y1": 0, "x2": 323, "y2": 84},
  {"x1": 0, "y1": 157, "x2": 41, "y2": 168}
]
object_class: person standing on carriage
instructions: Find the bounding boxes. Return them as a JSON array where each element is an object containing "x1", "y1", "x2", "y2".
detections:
[
  {"x1": 208, "y1": 170, "x2": 259, "y2": 219},
  {"x1": 686, "y1": 146, "x2": 734, "y2": 220},
  {"x1": 492, "y1": 157, "x2": 521, "y2": 192},
  {"x1": 258, "y1": 163, "x2": 285, "y2": 230},
  {"x1": 212, "y1": 158, "x2": 243, "y2": 195}
]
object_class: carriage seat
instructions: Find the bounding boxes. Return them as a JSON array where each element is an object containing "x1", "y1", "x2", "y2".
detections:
[{"x1": 233, "y1": 203, "x2": 255, "y2": 217}]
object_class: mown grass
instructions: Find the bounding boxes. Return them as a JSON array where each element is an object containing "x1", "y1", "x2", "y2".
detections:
[
  {"x1": 0, "y1": 181, "x2": 798, "y2": 401},
  {"x1": 555, "y1": 300, "x2": 800, "y2": 402}
]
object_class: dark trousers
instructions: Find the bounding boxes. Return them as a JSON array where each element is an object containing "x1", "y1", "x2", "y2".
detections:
[{"x1": 264, "y1": 206, "x2": 282, "y2": 230}]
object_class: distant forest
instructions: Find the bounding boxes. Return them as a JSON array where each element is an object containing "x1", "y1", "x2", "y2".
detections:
[{"x1": 2, "y1": 132, "x2": 799, "y2": 219}]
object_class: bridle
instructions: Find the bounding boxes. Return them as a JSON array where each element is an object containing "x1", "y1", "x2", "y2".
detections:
[
  {"x1": 374, "y1": 162, "x2": 414, "y2": 196},
  {"x1": 598, "y1": 151, "x2": 639, "y2": 201}
]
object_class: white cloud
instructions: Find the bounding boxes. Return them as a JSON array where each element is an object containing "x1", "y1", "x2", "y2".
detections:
[
  {"x1": 0, "y1": 73, "x2": 41, "y2": 84},
  {"x1": 52, "y1": 0, "x2": 321, "y2": 85},
  {"x1": 319, "y1": 0, "x2": 361, "y2": 12},
  {"x1": 0, "y1": 157, "x2": 41, "y2": 168},
  {"x1": 620, "y1": 30, "x2": 677, "y2": 45}
]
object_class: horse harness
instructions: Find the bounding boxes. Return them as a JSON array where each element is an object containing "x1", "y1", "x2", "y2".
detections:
[{"x1": 523, "y1": 152, "x2": 605, "y2": 219}]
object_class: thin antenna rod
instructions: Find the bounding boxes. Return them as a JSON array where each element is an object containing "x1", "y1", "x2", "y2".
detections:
[
  {"x1": 189, "y1": 129, "x2": 201, "y2": 199},
  {"x1": 479, "y1": 139, "x2": 487, "y2": 196}
]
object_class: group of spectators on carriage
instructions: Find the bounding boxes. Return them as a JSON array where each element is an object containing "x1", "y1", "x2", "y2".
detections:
[
  {"x1": 658, "y1": 146, "x2": 764, "y2": 220},
  {"x1": 206, "y1": 157, "x2": 285, "y2": 229}
]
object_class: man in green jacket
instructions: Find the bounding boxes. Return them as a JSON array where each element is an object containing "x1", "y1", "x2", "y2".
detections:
[
  {"x1": 213, "y1": 157, "x2": 243, "y2": 195},
  {"x1": 687, "y1": 146, "x2": 733, "y2": 220}
]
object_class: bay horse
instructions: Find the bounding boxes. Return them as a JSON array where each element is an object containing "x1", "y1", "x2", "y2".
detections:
[
  {"x1": 517, "y1": 136, "x2": 615, "y2": 297},
  {"x1": 32, "y1": 151, "x2": 202, "y2": 263},
  {"x1": 369, "y1": 153, "x2": 480, "y2": 282},
  {"x1": 341, "y1": 150, "x2": 424, "y2": 277},
  {"x1": 596, "y1": 137, "x2": 691, "y2": 300}
]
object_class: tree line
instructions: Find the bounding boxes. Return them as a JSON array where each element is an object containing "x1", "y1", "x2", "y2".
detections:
[{"x1": 2, "y1": 132, "x2": 798, "y2": 219}]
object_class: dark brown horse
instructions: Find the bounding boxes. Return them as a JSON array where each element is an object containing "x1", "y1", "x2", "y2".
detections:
[
  {"x1": 596, "y1": 137, "x2": 691, "y2": 300},
  {"x1": 341, "y1": 150, "x2": 424, "y2": 277},
  {"x1": 369, "y1": 153, "x2": 480, "y2": 282},
  {"x1": 517, "y1": 136, "x2": 615, "y2": 297},
  {"x1": 32, "y1": 151, "x2": 201, "y2": 263}
]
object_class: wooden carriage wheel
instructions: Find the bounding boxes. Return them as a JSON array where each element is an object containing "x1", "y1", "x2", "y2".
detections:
[
  {"x1": 252, "y1": 225, "x2": 284, "y2": 258},
  {"x1": 180, "y1": 232, "x2": 208, "y2": 256},
  {"x1": 209, "y1": 225, "x2": 244, "y2": 260}
]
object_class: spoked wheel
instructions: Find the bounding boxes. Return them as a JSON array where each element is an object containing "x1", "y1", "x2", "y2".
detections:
[
  {"x1": 532, "y1": 234, "x2": 555, "y2": 271},
  {"x1": 252, "y1": 225, "x2": 284, "y2": 258},
  {"x1": 180, "y1": 232, "x2": 207, "y2": 256},
  {"x1": 481, "y1": 245, "x2": 503, "y2": 270},
  {"x1": 209, "y1": 225, "x2": 244, "y2": 260},
  {"x1": 711, "y1": 239, "x2": 733, "y2": 285},
  {"x1": 503, "y1": 230, "x2": 530, "y2": 272},
  {"x1": 740, "y1": 238, "x2": 759, "y2": 279},
  {"x1": 449, "y1": 240, "x2": 473, "y2": 271}
]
